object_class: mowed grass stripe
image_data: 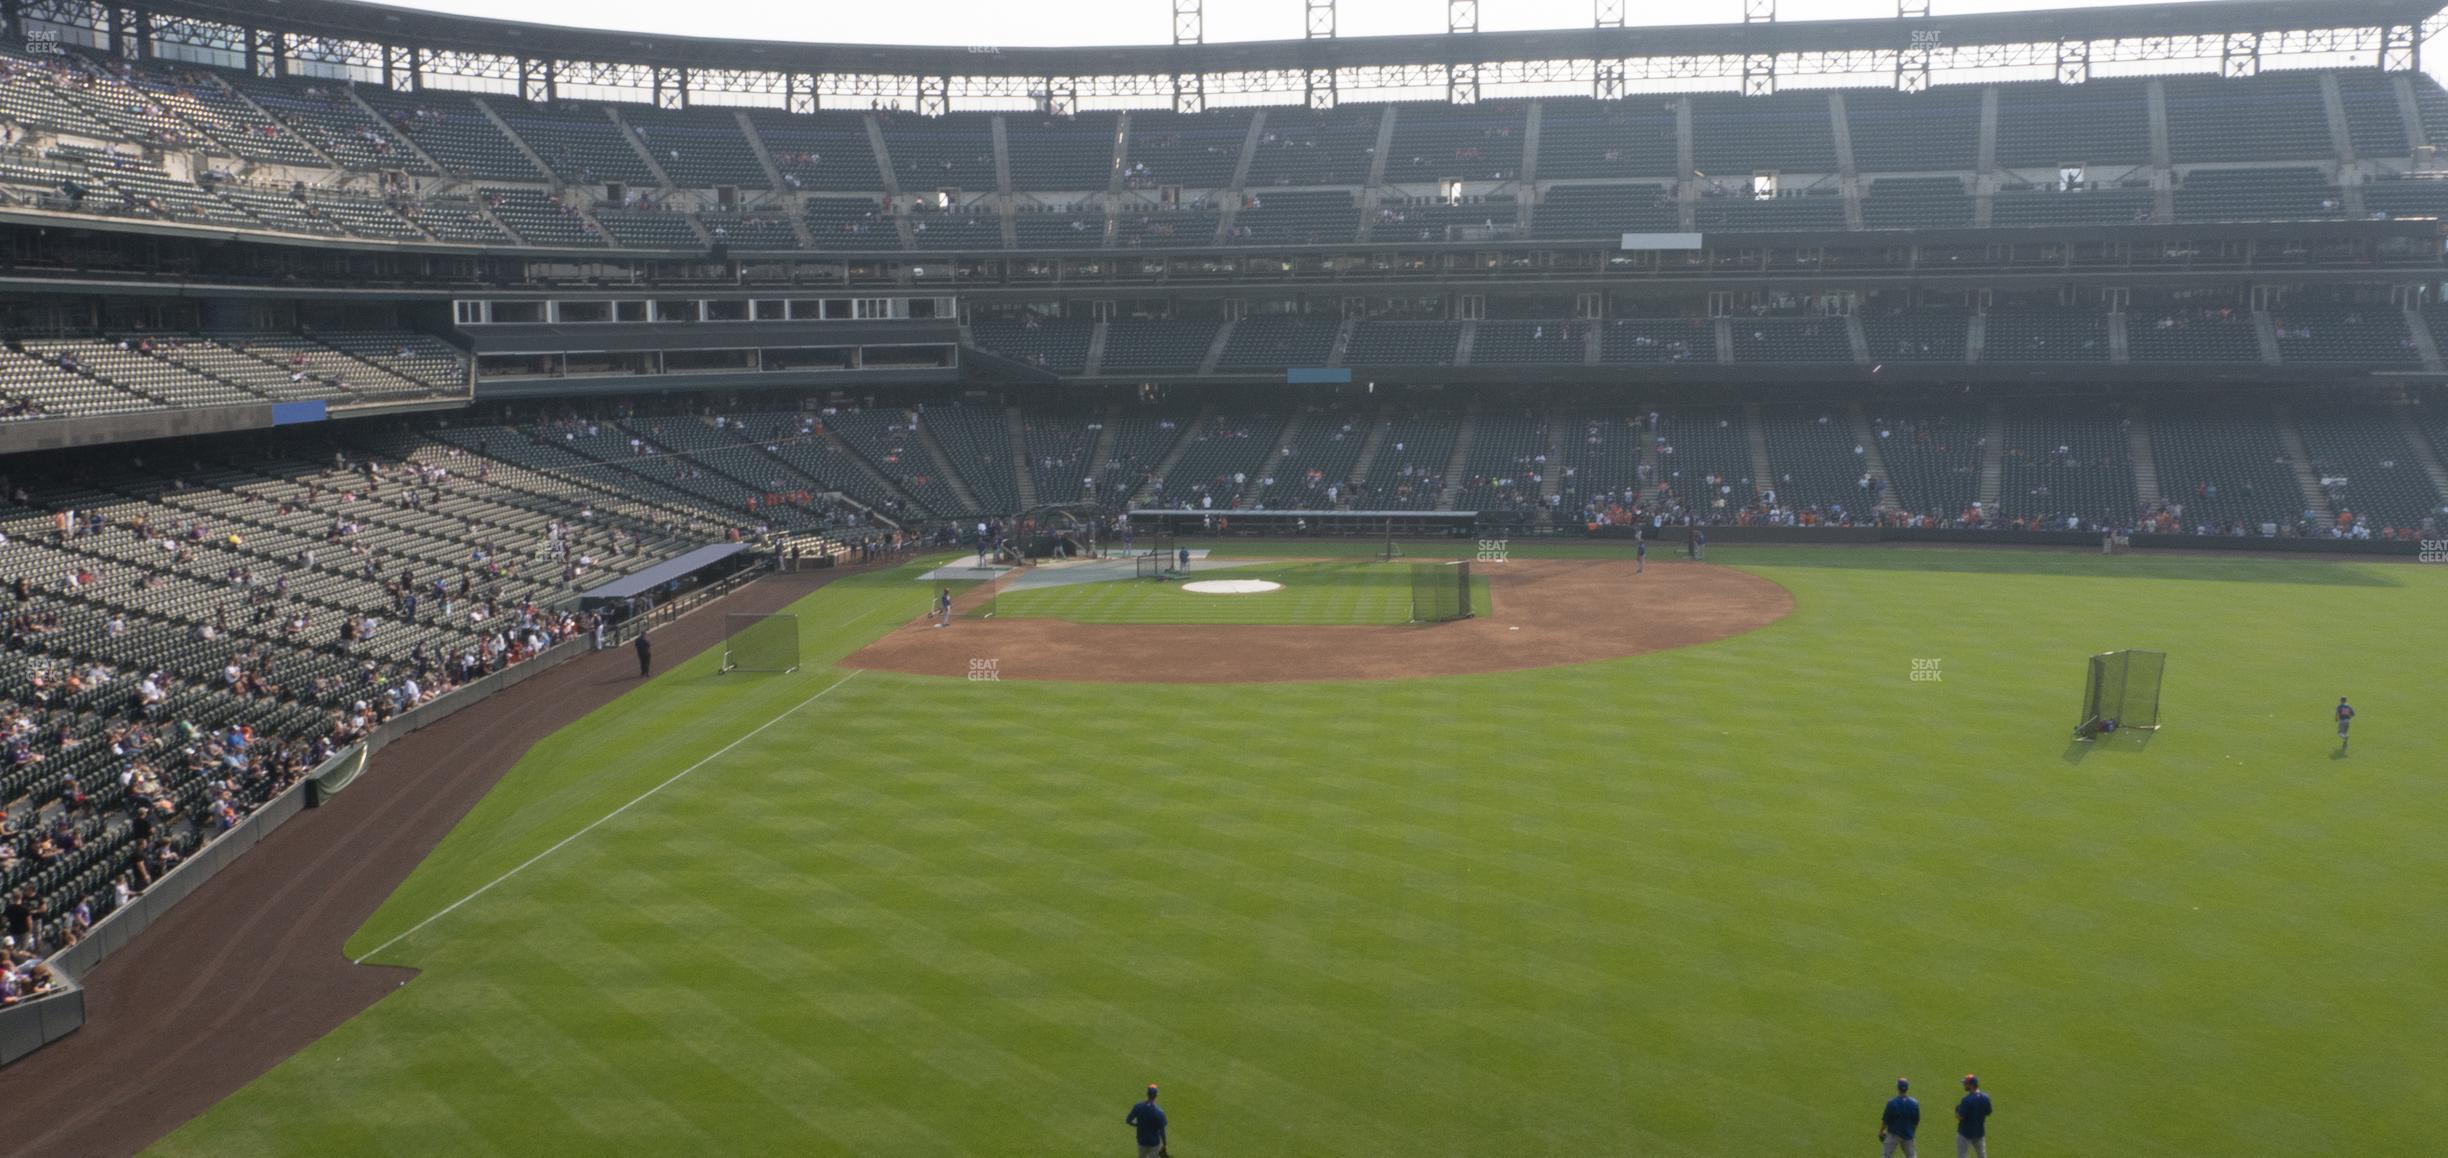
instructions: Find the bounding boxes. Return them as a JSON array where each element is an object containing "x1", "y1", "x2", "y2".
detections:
[{"x1": 157, "y1": 550, "x2": 2448, "y2": 1158}]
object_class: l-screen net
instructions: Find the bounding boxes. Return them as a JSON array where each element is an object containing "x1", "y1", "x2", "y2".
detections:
[
  {"x1": 722, "y1": 612, "x2": 800, "y2": 673},
  {"x1": 1409, "y1": 560, "x2": 1473, "y2": 623}
]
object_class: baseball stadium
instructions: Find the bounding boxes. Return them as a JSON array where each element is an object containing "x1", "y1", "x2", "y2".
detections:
[{"x1": 0, "y1": 0, "x2": 2441, "y2": 1153}]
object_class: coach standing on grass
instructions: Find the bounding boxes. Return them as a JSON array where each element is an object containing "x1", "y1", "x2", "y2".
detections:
[
  {"x1": 634, "y1": 630, "x2": 651, "y2": 678},
  {"x1": 1955, "y1": 1074, "x2": 1994, "y2": 1157},
  {"x1": 1880, "y1": 1078, "x2": 1920, "y2": 1157},
  {"x1": 1126, "y1": 1084, "x2": 1169, "y2": 1158}
]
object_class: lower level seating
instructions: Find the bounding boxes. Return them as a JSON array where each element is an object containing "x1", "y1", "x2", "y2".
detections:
[
  {"x1": 1995, "y1": 405, "x2": 2140, "y2": 528},
  {"x1": 2294, "y1": 408, "x2": 2447, "y2": 533},
  {"x1": 1871, "y1": 407, "x2": 1985, "y2": 520},
  {"x1": 2149, "y1": 406, "x2": 2310, "y2": 531},
  {"x1": 1760, "y1": 407, "x2": 1875, "y2": 518}
]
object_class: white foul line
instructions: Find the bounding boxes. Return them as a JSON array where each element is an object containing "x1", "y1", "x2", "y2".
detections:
[{"x1": 354, "y1": 668, "x2": 865, "y2": 964}]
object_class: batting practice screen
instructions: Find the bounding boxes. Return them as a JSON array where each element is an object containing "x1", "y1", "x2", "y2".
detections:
[
  {"x1": 1135, "y1": 554, "x2": 1166, "y2": 580},
  {"x1": 722, "y1": 612, "x2": 801, "y2": 673},
  {"x1": 2076, "y1": 648, "x2": 2165, "y2": 737},
  {"x1": 1409, "y1": 560, "x2": 1473, "y2": 623}
]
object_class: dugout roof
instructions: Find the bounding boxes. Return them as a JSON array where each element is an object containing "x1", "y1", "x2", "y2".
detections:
[{"x1": 578, "y1": 543, "x2": 748, "y2": 602}]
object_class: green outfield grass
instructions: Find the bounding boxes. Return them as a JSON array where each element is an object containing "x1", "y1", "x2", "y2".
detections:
[
  {"x1": 982, "y1": 560, "x2": 1492, "y2": 625},
  {"x1": 153, "y1": 547, "x2": 2448, "y2": 1157}
]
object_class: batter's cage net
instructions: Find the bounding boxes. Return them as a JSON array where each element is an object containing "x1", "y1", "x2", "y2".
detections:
[{"x1": 1409, "y1": 560, "x2": 1473, "y2": 623}]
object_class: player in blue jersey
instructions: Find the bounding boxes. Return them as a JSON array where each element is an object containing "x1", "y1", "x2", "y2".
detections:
[
  {"x1": 1880, "y1": 1077, "x2": 1921, "y2": 1157},
  {"x1": 1125, "y1": 1084, "x2": 1169, "y2": 1158},
  {"x1": 2335, "y1": 696, "x2": 2354, "y2": 751}
]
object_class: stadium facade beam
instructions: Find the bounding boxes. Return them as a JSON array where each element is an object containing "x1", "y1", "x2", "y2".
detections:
[
  {"x1": 1743, "y1": 52, "x2": 1774, "y2": 95},
  {"x1": 1172, "y1": 0, "x2": 1203, "y2": 113},
  {"x1": 919, "y1": 73, "x2": 949, "y2": 116},
  {"x1": 1450, "y1": 0, "x2": 1477, "y2": 104},
  {"x1": 1042, "y1": 76, "x2": 1078, "y2": 116},
  {"x1": 2056, "y1": 37, "x2": 2090, "y2": 84},
  {"x1": 1596, "y1": 0, "x2": 1624, "y2": 30},
  {"x1": 519, "y1": 56, "x2": 552, "y2": 104},
  {"x1": 105, "y1": 0, "x2": 2448, "y2": 109},
  {"x1": 381, "y1": 42, "x2": 409, "y2": 90},
  {"x1": 247, "y1": 25, "x2": 278, "y2": 78},
  {"x1": 1897, "y1": 0, "x2": 1932, "y2": 91},
  {"x1": 1306, "y1": 66, "x2": 1336, "y2": 108},
  {"x1": 1302, "y1": 0, "x2": 1341, "y2": 105},
  {"x1": 2383, "y1": 21, "x2": 2419, "y2": 70}
]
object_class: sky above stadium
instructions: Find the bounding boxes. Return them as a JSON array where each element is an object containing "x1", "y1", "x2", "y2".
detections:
[{"x1": 370, "y1": 0, "x2": 2215, "y2": 47}]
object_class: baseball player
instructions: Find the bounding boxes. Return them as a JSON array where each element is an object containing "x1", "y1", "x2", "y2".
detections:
[
  {"x1": 1881, "y1": 1077, "x2": 1921, "y2": 1157},
  {"x1": 934, "y1": 586, "x2": 953, "y2": 628},
  {"x1": 1635, "y1": 534, "x2": 1646, "y2": 574},
  {"x1": 2335, "y1": 696, "x2": 2354, "y2": 751},
  {"x1": 1125, "y1": 1084, "x2": 1169, "y2": 1158},
  {"x1": 1954, "y1": 1074, "x2": 1993, "y2": 1158}
]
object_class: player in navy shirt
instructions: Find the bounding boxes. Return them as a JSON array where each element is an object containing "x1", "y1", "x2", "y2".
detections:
[
  {"x1": 1880, "y1": 1077, "x2": 1921, "y2": 1157},
  {"x1": 1955, "y1": 1074, "x2": 1994, "y2": 1157},
  {"x1": 2336, "y1": 696, "x2": 2355, "y2": 751},
  {"x1": 1125, "y1": 1084, "x2": 1168, "y2": 1158}
]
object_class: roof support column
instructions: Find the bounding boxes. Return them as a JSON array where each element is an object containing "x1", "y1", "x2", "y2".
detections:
[
  {"x1": 1172, "y1": 0, "x2": 1203, "y2": 114},
  {"x1": 2382, "y1": 23, "x2": 2419, "y2": 72},
  {"x1": 1449, "y1": 0, "x2": 1478, "y2": 105},
  {"x1": 520, "y1": 57, "x2": 553, "y2": 104},
  {"x1": 248, "y1": 27, "x2": 281, "y2": 79}
]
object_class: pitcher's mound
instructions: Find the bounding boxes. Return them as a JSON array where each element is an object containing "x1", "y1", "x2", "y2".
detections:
[{"x1": 1182, "y1": 579, "x2": 1283, "y2": 595}]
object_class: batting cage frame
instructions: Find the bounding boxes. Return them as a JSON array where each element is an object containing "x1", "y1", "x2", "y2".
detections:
[
  {"x1": 2074, "y1": 648, "x2": 2165, "y2": 739},
  {"x1": 1134, "y1": 554, "x2": 1167, "y2": 581},
  {"x1": 721, "y1": 612, "x2": 801, "y2": 673},
  {"x1": 1409, "y1": 560, "x2": 1473, "y2": 623}
]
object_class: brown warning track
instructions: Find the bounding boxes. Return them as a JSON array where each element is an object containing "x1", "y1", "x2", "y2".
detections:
[
  {"x1": 0, "y1": 568, "x2": 851, "y2": 1158},
  {"x1": 847, "y1": 557, "x2": 1792, "y2": 682}
]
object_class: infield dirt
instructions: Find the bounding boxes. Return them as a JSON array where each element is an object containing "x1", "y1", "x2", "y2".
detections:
[{"x1": 846, "y1": 557, "x2": 1792, "y2": 682}]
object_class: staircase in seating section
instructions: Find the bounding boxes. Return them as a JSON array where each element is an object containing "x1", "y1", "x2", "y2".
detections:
[
  {"x1": 1743, "y1": 403, "x2": 1774, "y2": 506},
  {"x1": 1538, "y1": 404, "x2": 1569, "y2": 528},
  {"x1": 2126, "y1": 407, "x2": 2163, "y2": 511},
  {"x1": 1637, "y1": 412, "x2": 1663, "y2": 505},
  {"x1": 1083, "y1": 406, "x2": 1122, "y2": 508},
  {"x1": 1977, "y1": 403, "x2": 2006, "y2": 511},
  {"x1": 2393, "y1": 406, "x2": 2448, "y2": 512},
  {"x1": 821, "y1": 426, "x2": 930, "y2": 518},
  {"x1": 1848, "y1": 403, "x2": 1897, "y2": 516},
  {"x1": 1437, "y1": 405, "x2": 1480, "y2": 511},
  {"x1": 1131, "y1": 402, "x2": 1212, "y2": 507},
  {"x1": 2271, "y1": 404, "x2": 2334, "y2": 522},
  {"x1": 1342, "y1": 405, "x2": 1391, "y2": 510},
  {"x1": 1239, "y1": 408, "x2": 1304, "y2": 507},
  {"x1": 911, "y1": 410, "x2": 983, "y2": 515},
  {"x1": 1007, "y1": 406, "x2": 1038, "y2": 509}
]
